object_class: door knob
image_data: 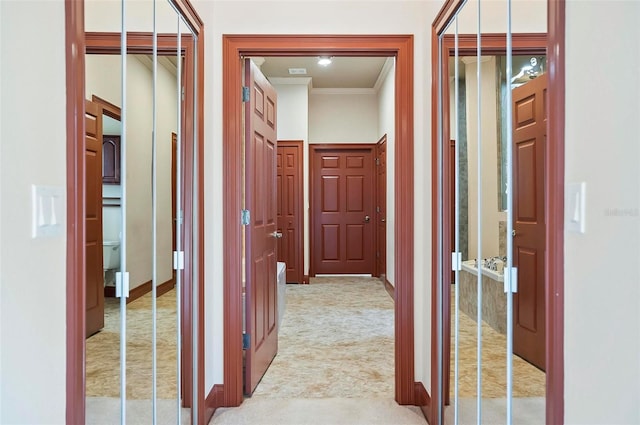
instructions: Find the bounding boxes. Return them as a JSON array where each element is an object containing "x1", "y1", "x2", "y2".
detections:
[
  {"x1": 364, "y1": 215, "x2": 371, "y2": 223},
  {"x1": 270, "y1": 231, "x2": 283, "y2": 239},
  {"x1": 512, "y1": 230, "x2": 517, "y2": 237},
  {"x1": 381, "y1": 218, "x2": 386, "y2": 223}
]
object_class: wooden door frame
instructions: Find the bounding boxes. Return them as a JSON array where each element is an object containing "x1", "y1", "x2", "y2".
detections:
[
  {"x1": 222, "y1": 34, "x2": 415, "y2": 407},
  {"x1": 64, "y1": 2, "x2": 206, "y2": 423},
  {"x1": 277, "y1": 140, "x2": 304, "y2": 284},
  {"x1": 430, "y1": 1, "x2": 565, "y2": 424},
  {"x1": 375, "y1": 135, "x2": 387, "y2": 279},
  {"x1": 309, "y1": 143, "x2": 376, "y2": 277}
]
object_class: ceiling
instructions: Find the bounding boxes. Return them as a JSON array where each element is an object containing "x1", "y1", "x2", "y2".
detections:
[{"x1": 255, "y1": 56, "x2": 389, "y2": 89}]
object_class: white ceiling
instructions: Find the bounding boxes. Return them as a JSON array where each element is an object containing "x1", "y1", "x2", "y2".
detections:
[{"x1": 256, "y1": 56, "x2": 389, "y2": 89}]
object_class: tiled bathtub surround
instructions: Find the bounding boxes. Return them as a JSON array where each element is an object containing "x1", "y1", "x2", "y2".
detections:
[{"x1": 459, "y1": 262, "x2": 506, "y2": 335}]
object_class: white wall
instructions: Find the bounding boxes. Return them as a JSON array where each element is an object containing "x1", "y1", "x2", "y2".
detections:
[
  {"x1": 195, "y1": 0, "x2": 437, "y2": 392},
  {"x1": 464, "y1": 56, "x2": 501, "y2": 260},
  {"x1": 271, "y1": 78, "x2": 312, "y2": 276},
  {"x1": 377, "y1": 59, "x2": 396, "y2": 285},
  {"x1": 564, "y1": 1, "x2": 640, "y2": 423},
  {"x1": 309, "y1": 90, "x2": 378, "y2": 143},
  {"x1": 85, "y1": 54, "x2": 176, "y2": 289},
  {"x1": 0, "y1": 1, "x2": 67, "y2": 422}
]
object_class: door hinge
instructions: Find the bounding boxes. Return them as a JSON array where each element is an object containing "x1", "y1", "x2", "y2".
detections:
[
  {"x1": 241, "y1": 209, "x2": 251, "y2": 225},
  {"x1": 504, "y1": 266, "x2": 518, "y2": 293},
  {"x1": 451, "y1": 252, "x2": 462, "y2": 271},
  {"x1": 376, "y1": 206, "x2": 381, "y2": 213},
  {"x1": 243, "y1": 333, "x2": 250, "y2": 349},
  {"x1": 115, "y1": 271, "x2": 130, "y2": 298},
  {"x1": 182, "y1": 86, "x2": 185, "y2": 101},
  {"x1": 242, "y1": 86, "x2": 250, "y2": 102},
  {"x1": 173, "y1": 251, "x2": 185, "y2": 270},
  {"x1": 375, "y1": 157, "x2": 380, "y2": 166}
]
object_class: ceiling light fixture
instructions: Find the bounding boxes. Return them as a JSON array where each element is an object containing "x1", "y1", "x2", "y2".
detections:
[{"x1": 317, "y1": 56, "x2": 332, "y2": 66}]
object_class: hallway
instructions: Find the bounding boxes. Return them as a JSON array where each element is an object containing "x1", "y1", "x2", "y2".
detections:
[{"x1": 212, "y1": 276, "x2": 426, "y2": 424}]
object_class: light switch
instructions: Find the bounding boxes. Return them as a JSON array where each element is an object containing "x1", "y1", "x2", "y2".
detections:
[
  {"x1": 566, "y1": 182, "x2": 586, "y2": 233},
  {"x1": 32, "y1": 185, "x2": 64, "y2": 238}
]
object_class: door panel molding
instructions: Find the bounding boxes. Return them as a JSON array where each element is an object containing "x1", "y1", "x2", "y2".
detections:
[
  {"x1": 309, "y1": 144, "x2": 375, "y2": 275},
  {"x1": 276, "y1": 140, "x2": 304, "y2": 284},
  {"x1": 223, "y1": 34, "x2": 415, "y2": 406}
]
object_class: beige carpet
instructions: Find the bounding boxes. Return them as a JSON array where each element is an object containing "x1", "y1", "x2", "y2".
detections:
[
  {"x1": 86, "y1": 289, "x2": 179, "y2": 399},
  {"x1": 450, "y1": 286, "x2": 546, "y2": 398},
  {"x1": 212, "y1": 277, "x2": 427, "y2": 425},
  {"x1": 251, "y1": 276, "x2": 395, "y2": 399}
]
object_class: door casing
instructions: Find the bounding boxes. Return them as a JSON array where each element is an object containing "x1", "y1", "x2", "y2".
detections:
[{"x1": 222, "y1": 34, "x2": 415, "y2": 407}]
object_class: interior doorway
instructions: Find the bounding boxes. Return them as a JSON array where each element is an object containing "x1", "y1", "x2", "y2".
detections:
[{"x1": 222, "y1": 35, "x2": 416, "y2": 407}]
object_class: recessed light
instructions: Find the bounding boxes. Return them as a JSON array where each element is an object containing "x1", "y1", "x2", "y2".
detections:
[{"x1": 317, "y1": 56, "x2": 332, "y2": 66}]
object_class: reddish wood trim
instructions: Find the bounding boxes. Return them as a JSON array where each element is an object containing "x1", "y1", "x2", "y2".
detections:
[
  {"x1": 85, "y1": 32, "x2": 194, "y2": 55},
  {"x1": 223, "y1": 34, "x2": 414, "y2": 406},
  {"x1": 277, "y1": 139, "x2": 305, "y2": 284},
  {"x1": 104, "y1": 278, "x2": 175, "y2": 301},
  {"x1": 384, "y1": 279, "x2": 394, "y2": 301},
  {"x1": 172, "y1": 0, "x2": 204, "y2": 38},
  {"x1": 91, "y1": 95, "x2": 121, "y2": 120},
  {"x1": 547, "y1": 0, "x2": 565, "y2": 423},
  {"x1": 65, "y1": 0, "x2": 86, "y2": 423},
  {"x1": 195, "y1": 23, "x2": 206, "y2": 425},
  {"x1": 205, "y1": 384, "x2": 225, "y2": 424},
  {"x1": 222, "y1": 35, "x2": 244, "y2": 407},
  {"x1": 303, "y1": 275, "x2": 310, "y2": 284},
  {"x1": 414, "y1": 381, "x2": 432, "y2": 424},
  {"x1": 309, "y1": 143, "x2": 376, "y2": 277},
  {"x1": 443, "y1": 33, "x2": 547, "y2": 56}
]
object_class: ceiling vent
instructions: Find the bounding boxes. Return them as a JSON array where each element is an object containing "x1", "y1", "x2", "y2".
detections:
[{"x1": 288, "y1": 68, "x2": 307, "y2": 75}]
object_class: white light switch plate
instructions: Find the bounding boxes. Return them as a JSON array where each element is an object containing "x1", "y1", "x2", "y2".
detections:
[
  {"x1": 566, "y1": 182, "x2": 586, "y2": 233},
  {"x1": 32, "y1": 185, "x2": 64, "y2": 238}
]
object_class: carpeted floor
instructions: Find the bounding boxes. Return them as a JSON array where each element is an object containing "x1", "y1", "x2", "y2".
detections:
[
  {"x1": 86, "y1": 289, "x2": 179, "y2": 399},
  {"x1": 450, "y1": 284, "x2": 546, "y2": 399},
  {"x1": 251, "y1": 276, "x2": 395, "y2": 399}
]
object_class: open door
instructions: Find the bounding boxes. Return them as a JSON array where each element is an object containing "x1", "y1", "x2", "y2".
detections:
[
  {"x1": 85, "y1": 99, "x2": 104, "y2": 337},
  {"x1": 244, "y1": 58, "x2": 279, "y2": 395},
  {"x1": 512, "y1": 73, "x2": 547, "y2": 370}
]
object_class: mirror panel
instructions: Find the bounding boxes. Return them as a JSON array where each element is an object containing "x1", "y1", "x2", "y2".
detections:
[{"x1": 83, "y1": 1, "x2": 200, "y2": 422}]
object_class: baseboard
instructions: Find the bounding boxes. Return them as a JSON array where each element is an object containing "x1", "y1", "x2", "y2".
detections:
[
  {"x1": 205, "y1": 384, "x2": 225, "y2": 424},
  {"x1": 303, "y1": 274, "x2": 310, "y2": 284},
  {"x1": 414, "y1": 381, "x2": 432, "y2": 424},
  {"x1": 384, "y1": 278, "x2": 395, "y2": 300},
  {"x1": 104, "y1": 277, "x2": 175, "y2": 303}
]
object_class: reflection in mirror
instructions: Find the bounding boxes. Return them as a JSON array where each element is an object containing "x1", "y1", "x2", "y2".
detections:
[
  {"x1": 83, "y1": 0, "x2": 199, "y2": 422},
  {"x1": 438, "y1": 0, "x2": 548, "y2": 424}
]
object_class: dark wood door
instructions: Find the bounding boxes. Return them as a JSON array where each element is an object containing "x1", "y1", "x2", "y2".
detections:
[
  {"x1": 375, "y1": 136, "x2": 387, "y2": 278},
  {"x1": 311, "y1": 145, "x2": 375, "y2": 275},
  {"x1": 512, "y1": 73, "x2": 547, "y2": 370},
  {"x1": 244, "y1": 59, "x2": 278, "y2": 395},
  {"x1": 102, "y1": 135, "x2": 120, "y2": 184},
  {"x1": 85, "y1": 99, "x2": 104, "y2": 337},
  {"x1": 277, "y1": 141, "x2": 303, "y2": 284}
]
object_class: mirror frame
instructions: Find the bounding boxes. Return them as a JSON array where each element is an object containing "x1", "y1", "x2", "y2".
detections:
[
  {"x1": 430, "y1": 1, "x2": 566, "y2": 424},
  {"x1": 64, "y1": 2, "x2": 205, "y2": 424}
]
